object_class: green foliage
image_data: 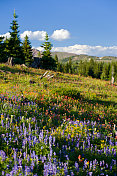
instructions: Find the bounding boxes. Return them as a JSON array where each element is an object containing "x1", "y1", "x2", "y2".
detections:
[
  {"x1": 40, "y1": 33, "x2": 56, "y2": 70},
  {"x1": 22, "y1": 35, "x2": 33, "y2": 66},
  {"x1": 0, "y1": 37, "x2": 7, "y2": 63},
  {"x1": 52, "y1": 87, "x2": 80, "y2": 99},
  {"x1": 6, "y1": 10, "x2": 23, "y2": 64},
  {"x1": 55, "y1": 54, "x2": 58, "y2": 63},
  {"x1": 57, "y1": 58, "x2": 117, "y2": 82},
  {"x1": 101, "y1": 62, "x2": 110, "y2": 80}
]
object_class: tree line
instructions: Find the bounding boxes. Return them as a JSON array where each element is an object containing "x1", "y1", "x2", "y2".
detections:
[{"x1": 56, "y1": 57, "x2": 117, "y2": 82}]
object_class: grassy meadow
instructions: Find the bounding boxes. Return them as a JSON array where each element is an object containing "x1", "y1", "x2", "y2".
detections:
[{"x1": 0, "y1": 64, "x2": 117, "y2": 176}]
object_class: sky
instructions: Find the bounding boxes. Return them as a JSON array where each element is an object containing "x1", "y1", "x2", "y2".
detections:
[{"x1": 0, "y1": 0, "x2": 117, "y2": 57}]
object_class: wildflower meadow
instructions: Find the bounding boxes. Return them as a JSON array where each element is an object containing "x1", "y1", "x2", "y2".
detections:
[{"x1": 0, "y1": 64, "x2": 117, "y2": 176}]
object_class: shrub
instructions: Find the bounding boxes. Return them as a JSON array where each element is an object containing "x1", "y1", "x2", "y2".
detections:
[{"x1": 52, "y1": 87, "x2": 80, "y2": 99}]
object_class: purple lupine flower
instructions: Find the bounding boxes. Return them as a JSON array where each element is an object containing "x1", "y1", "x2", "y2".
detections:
[
  {"x1": 114, "y1": 150, "x2": 116, "y2": 157},
  {"x1": 106, "y1": 163, "x2": 108, "y2": 168},
  {"x1": 0, "y1": 150, "x2": 6, "y2": 161},
  {"x1": 70, "y1": 171, "x2": 74, "y2": 176},
  {"x1": 52, "y1": 163, "x2": 57, "y2": 175},
  {"x1": 22, "y1": 139, "x2": 26, "y2": 149},
  {"x1": 112, "y1": 159, "x2": 116, "y2": 166},
  {"x1": 49, "y1": 135, "x2": 52, "y2": 146},
  {"x1": 41, "y1": 156, "x2": 45, "y2": 163},
  {"x1": 43, "y1": 163, "x2": 49, "y2": 176},
  {"x1": 102, "y1": 160, "x2": 105, "y2": 166},
  {"x1": 33, "y1": 136, "x2": 37, "y2": 144},
  {"x1": 13, "y1": 149, "x2": 17, "y2": 162},
  {"x1": 84, "y1": 159, "x2": 88, "y2": 168},
  {"x1": 2, "y1": 171, "x2": 5, "y2": 175},
  {"x1": 110, "y1": 165, "x2": 112, "y2": 171},
  {"x1": 44, "y1": 135, "x2": 48, "y2": 145},
  {"x1": 18, "y1": 158, "x2": 22, "y2": 166},
  {"x1": 53, "y1": 136, "x2": 55, "y2": 145},
  {"x1": 50, "y1": 148, "x2": 53, "y2": 157},
  {"x1": 31, "y1": 162, "x2": 34, "y2": 171},
  {"x1": 65, "y1": 155, "x2": 69, "y2": 160},
  {"x1": 89, "y1": 172, "x2": 93, "y2": 176},
  {"x1": 26, "y1": 155, "x2": 30, "y2": 162},
  {"x1": 35, "y1": 155, "x2": 38, "y2": 165},
  {"x1": 89, "y1": 161, "x2": 92, "y2": 169},
  {"x1": 100, "y1": 161, "x2": 102, "y2": 167},
  {"x1": 1, "y1": 119, "x2": 4, "y2": 127},
  {"x1": 75, "y1": 161, "x2": 79, "y2": 172},
  {"x1": 76, "y1": 141, "x2": 79, "y2": 148},
  {"x1": 64, "y1": 162, "x2": 68, "y2": 175},
  {"x1": 23, "y1": 152, "x2": 26, "y2": 159}
]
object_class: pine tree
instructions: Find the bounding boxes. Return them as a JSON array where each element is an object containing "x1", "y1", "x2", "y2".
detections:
[
  {"x1": 22, "y1": 35, "x2": 33, "y2": 66},
  {"x1": 101, "y1": 63, "x2": 110, "y2": 80},
  {"x1": 68, "y1": 57, "x2": 72, "y2": 73},
  {"x1": 4, "y1": 37, "x2": 10, "y2": 58},
  {"x1": 55, "y1": 54, "x2": 58, "y2": 63},
  {"x1": 93, "y1": 61, "x2": 99, "y2": 78},
  {"x1": 0, "y1": 36, "x2": 7, "y2": 63},
  {"x1": 41, "y1": 33, "x2": 56, "y2": 70},
  {"x1": 8, "y1": 10, "x2": 23, "y2": 64},
  {"x1": 54, "y1": 54, "x2": 59, "y2": 71},
  {"x1": 88, "y1": 58, "x2": 95, "y2": 77},
  {"x1": 57, "y1": 63, "x2": 63, "y2": 72},
  {"x1": 78, "y1": 60, "x2": 84, "y2": 76}
]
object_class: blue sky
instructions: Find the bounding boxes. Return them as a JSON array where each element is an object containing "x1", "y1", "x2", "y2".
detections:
[{"x1": 0, "y1": 0, "x2": 117, "y2": 57}]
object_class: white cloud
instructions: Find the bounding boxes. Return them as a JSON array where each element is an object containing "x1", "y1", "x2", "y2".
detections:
[
  {"x1": 52, "y1": 44, "x2": 117, "y2": 57},
  {"x1": 20, "y1": 30, "x2": 46, "y2": 41},
  {"x1": 51, "y1": 29, "x2": 70, "y2": 41},
  {"x1": 0, "y1": 32, "x2": 10, "y2": 39}
]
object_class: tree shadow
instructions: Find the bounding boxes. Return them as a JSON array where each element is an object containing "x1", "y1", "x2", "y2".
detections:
[
  {"x1": 80, "y1": 96, "x2": 117, "y2": 109},
  {"x1": 0, "y1": 65, "x2": 42, "y2": 76}
]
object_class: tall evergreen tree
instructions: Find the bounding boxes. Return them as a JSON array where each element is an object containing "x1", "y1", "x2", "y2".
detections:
[
  {"x1": 41, "y1": 33, "x2": 56, "y2": 70},
  {"x1": 68, "y1": 57, "x2": 72, "y2": 73},
  {"x1": 101, "y1": 63, "x2": 110, "y2": 80},
  {"x1": 8, "y1": 10, "x2": 23, "y2": 64},
  {"x1": 22, "y1": 35, "x2": 33, "y2": 66},
  {"x1": 54, "y1": 54, "x2": 59, "y2": 71},
  {"x1": 88, "y1": 58, "x2": 95, "y2": 77},
  {"x1": 0, "y1": 36, "x2": 7, "y2": 63},
  {"x1": 54, "y1": 54, "x2": 58, "y2": 63},
  {"x1": 93, "y1": 61, "x2": 100, "y2": 78},
  {"x1": 4, "y1": 37, "x2": 10, "y2": 58},
  {"x1": 57, "y1": 63, "x2": 63, "y2": 72}
]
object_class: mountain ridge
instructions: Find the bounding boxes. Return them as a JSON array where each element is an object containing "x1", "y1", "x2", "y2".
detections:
[{"x1": 32, "y1": 49, "x2": 117, "y2": 63}]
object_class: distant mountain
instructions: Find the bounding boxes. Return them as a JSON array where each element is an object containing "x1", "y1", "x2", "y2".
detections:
[
  {"x1": 52, "y1": 52, "x2": 117, "y2": 63},
  {"x1": 32, "y1": 48, "x2": 42, "y2": 57},
  {"x1": 32, "y1": 49, "x2": 117, "y2": 63},
  {"x1": 51, "y1": 52, "x2": 77, "y2": 61}
]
